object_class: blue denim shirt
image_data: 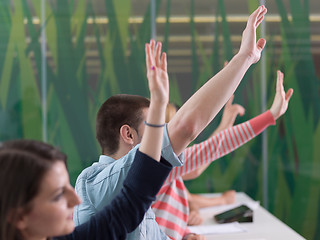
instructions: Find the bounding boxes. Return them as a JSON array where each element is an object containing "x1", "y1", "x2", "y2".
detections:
[{"x1": 73, "y1": 125, "x2": 183, "y2": 240}]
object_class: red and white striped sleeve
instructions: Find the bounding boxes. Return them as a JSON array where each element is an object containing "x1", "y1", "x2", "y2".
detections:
[{"x1": 163, "y1": 110, "x2": 275, "y2": 185}]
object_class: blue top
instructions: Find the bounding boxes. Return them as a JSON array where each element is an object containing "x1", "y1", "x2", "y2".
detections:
[
  {"x1": 74, "y1": 125, "x2": 183, "y2": 240},
  {"x1": 55, "y1": 150, "x2": 172, "y2": 240}
]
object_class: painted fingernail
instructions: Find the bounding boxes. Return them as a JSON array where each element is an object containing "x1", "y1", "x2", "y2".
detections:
[{"x1": 151, "y1": 66, "x2": 155, "y2": 70}]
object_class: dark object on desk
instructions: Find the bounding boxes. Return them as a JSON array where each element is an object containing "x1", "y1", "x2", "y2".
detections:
[{"x1": 214, "y1": 204, "x2": 253, "y2": 223}]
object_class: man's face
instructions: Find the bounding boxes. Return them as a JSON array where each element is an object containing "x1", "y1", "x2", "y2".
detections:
[{"x1": 132, "y1": 107, "x2": 148, "y2": 146}]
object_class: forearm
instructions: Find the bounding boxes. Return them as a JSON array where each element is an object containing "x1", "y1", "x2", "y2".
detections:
[
  {"x1": 189, "y1": 193, "x2": 225, "y2": 209},
  {"x1": 168, "y1": 53, "x2": 252, "y2": 156},
  {"x1": 140, "y1": 101, "x2": 167, "y2": 161},
  {"x1": 175, "y1": 111, "x2": 275, "y2": 182},
  {"x1": 141, "y1": 40, "x2": 169, "y2": 161}
]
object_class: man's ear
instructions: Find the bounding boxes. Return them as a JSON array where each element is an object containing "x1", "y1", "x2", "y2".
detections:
[{"x1": 119, "y1": 125, "x2": 135, "y2": 145}]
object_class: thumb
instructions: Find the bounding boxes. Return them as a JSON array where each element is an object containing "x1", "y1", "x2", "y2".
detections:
[
  {"x1": 236, "y1": 105, "x2": 246, "y2": 116},
  {"x1": 256, "y1": 38, "x2": 266, "y2": 51},
  {"x1": 285, "y1": 88, "x2": 294, "y2": 102}
]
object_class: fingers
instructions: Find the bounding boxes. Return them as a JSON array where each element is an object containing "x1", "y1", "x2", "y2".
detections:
[
  {"x1": 145, "y1": 43, "x2": 156, "y2": 70},
  {"x1": 150, "y1": 39, "x2": 155, "y2": 54},
  {"x1": 255, "y1": 5, "x2": 267, "y2": 27},
  {"x1": 146, "y1": 40, "x2": 167, "y2": 72},
  {"x1": 223, "y1": 60, "x2": 229, "y2": 68},
  {"x1": 255, "y1": 6, "x2": 267, "y2": 28},
  {"x1": 276, "y1": 70, "x2": 285, "y2": 94},
  {"x1": 145, "y1": 44, "x2": 151, "y2": 70},
  {"x1": 235, "y1": 104, "x2": 246, "y2": 116},
  {"x1": 225, "y1": 95, "x2": 245, "y2": 116},
  {"x1": 155, "y1": 42, "x2": 162, "y2": 67},
  {"x1": 247, "y1": 5, "x2": 267, "y2": 29},
  {"x1": 276, "y1": 70, "x2": 282, "y2": 92},
  {"x1": 161, "y1": 52, "x2": 167, "y2": 72},
  {"x1": 248, "y1": 5, "x2": 263, "y2": 26},
  {"x1": 188, "y1": 211, "x2": 203, "y2": 226},
  {"x1": 187, "y1": 234, "x2": 206, "y2": 240}
]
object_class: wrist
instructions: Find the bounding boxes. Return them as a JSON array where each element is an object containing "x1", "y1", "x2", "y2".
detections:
[
  {"x1": 269, "y1": 108, "x2": 278, "y2": 120},
  {"x1": 233, "y1": 52, "x2": 255, "y2": 67},
  {"x1": 215, "y1": 124, "x2": 227, "y2": 133},
  {"x1": 220, "y1": 196, "x2": 227, "y2": 205},
  {"x1": 146, "y1": 103, "x2": 166, "y2": 126},
  {"x1": 149, "y1": 101, "x2": 167, "y2": 111}
]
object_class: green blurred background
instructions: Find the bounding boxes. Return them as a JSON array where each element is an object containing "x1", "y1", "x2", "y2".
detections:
[{"x1": 0, "y1": 0, "x2": 319, "y2": 239}]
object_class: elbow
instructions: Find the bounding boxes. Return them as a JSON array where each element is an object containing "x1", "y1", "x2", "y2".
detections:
[
  {"x1": 167, "y1": 113, "x2": 202, "y2": 155},
  {"x1": 176, "y1": 118, "x2": 199, "y2": 143}
]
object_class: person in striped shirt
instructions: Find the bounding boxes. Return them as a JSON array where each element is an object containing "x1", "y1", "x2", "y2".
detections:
[
  {"x1": 165, "y1": 94, "x2": 243, "y2": 227},
  {"x1": 152, "y1": 70, "x2": 293, "y2": 240}
]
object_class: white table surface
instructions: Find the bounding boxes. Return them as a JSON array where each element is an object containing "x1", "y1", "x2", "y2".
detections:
[{"x1": 195, "y1": 192, "x2": 306, "y2": 240}]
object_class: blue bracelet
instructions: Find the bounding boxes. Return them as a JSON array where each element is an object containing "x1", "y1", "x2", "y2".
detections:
[{"x1": 144, "y1": 121, "x2": 165, "y2": 128}]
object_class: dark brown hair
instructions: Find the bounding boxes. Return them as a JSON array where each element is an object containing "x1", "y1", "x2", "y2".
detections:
[
  {"x1": 0, "y1": 139, "x2": 67, "y2": 240},
  {"x1": 96, "y1": 94, "x2": 150, "y2": 155}
]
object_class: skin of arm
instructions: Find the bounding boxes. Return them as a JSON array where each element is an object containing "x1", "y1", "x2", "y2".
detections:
[
  {"x1": 139, "y1": 40, "x2": 169, "y2": 160},
  {"x1": 167, "y1": 6, "x2": 267, "y2": 157},
  {"x1": 182, "y1": 95, "x2": 245, "y2": 180},
  {"x1": 185, "y1": 70, "x2": 293, "y2": 226},
  {"x1": 182, "y1": 70, "x2": 293, "y2": 181},
  {"x1": 181, "y1": 60, "x2": 245, "y2": 180},
  {"x1": 186, "y1": 189, "x2": 236, "y2": 226},
  {"x1": 188, "y1": 190, "x2": 236, "y2": 208}
]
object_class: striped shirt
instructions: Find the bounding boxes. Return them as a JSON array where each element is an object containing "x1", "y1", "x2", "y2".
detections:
[{"x1": 152, "y1": 111, "x2": 275, "y2": 239}]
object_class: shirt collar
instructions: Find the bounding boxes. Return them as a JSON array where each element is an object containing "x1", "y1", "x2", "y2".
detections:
[
  {"x1": 98, "y1": 155, "x2": 116, "y2": 164},
  {"x1": 97, "y1": 144, "x2": 141, "y2": 165}
]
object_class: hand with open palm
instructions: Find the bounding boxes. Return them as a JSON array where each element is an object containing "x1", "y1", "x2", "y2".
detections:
[
  {"x1": 238, "y1": 5, "x2": 268, "y2": 64},
  {"x1": 145, "y1": 40, "x2": 169, "y2": 106},
  {"x1": 270, "y1": 70, "x2": 294, "y2": 120}
]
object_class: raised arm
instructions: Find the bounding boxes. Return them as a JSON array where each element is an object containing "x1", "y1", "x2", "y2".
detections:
[
  {"x1": 139, "y1": 40, "x2": 169, "y2": 160},
  {"x1": 269, "y1": 70, "x2": 293, "y2": 120},
  {"x1": 167, "y1": 6, "x2": 268, "y2": 156},
  {"x1": 66, "y1": 41, "x2": 171, "y2": 240},
  {"x1": 163, "y1": 69, "x2": 293, "y2": 184},
  {"x1": 182, "y1": 95, "x2": 245, "y2": 180},
  {"x1": 185, "y1": 71, "x2": 293, "y2": 227}
]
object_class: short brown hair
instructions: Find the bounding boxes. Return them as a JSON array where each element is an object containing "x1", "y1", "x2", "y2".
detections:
[{"x1": 96, "y1": 94, "x2": 150, "y2": 155}]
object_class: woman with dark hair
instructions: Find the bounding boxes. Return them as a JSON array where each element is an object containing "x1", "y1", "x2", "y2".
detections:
[{"x1": 0, "y1": 39, "x2": 170, "y2": 240}]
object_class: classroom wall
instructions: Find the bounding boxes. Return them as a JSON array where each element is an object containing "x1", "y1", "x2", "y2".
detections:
[{"x1": 0, "y1": 0, "x2": 319, "y2": 239}]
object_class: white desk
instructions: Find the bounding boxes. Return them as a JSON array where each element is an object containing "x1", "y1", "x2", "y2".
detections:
[{"x1": 194, "y1": 192, "x2": 305, "y2": 240}]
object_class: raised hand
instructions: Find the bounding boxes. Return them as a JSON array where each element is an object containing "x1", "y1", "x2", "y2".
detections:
[
  {"x1": 269, "y1": 70, "x2": 294, "y2": 120},
  {"x1": 238, "y1": 5, "x2": 267, "y2": 64},
  {"x1": 211, "y1": 95, "x2": 245, "y2": 136},
  {"x1": 145, "y1": 40, "x2": 169, "y2": 106},
  {"x1": 221, "y1": 95, "x2": 245, "y2": 127},
  {"x1": 140, "y1": 40, "x2": 169, "y2": 160}
]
